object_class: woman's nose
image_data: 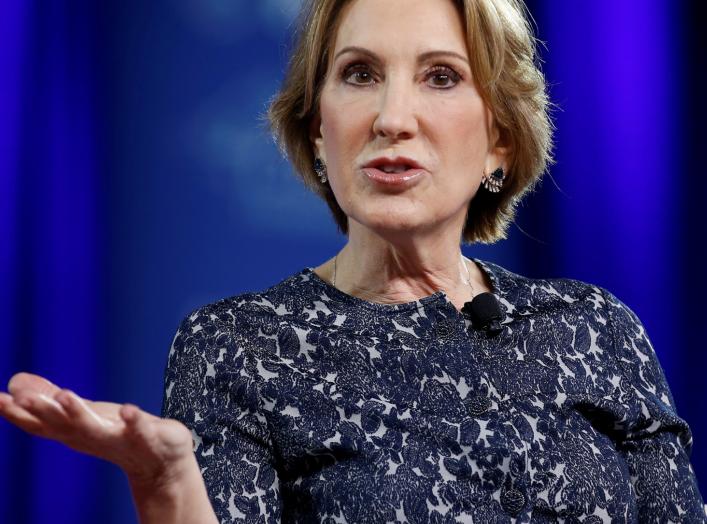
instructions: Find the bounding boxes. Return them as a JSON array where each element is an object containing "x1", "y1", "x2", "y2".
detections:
[{"x1": 371, "y1": 78, "x2": 419, "y2": 140}]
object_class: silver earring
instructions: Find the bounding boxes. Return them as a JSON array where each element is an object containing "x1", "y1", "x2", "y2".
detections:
[
  {"x1": 481, "y1": 167, "x2": 505, "y2": 193},
  {"x1": 314, "y1": 158, "x2": 328, "y2": 183}
]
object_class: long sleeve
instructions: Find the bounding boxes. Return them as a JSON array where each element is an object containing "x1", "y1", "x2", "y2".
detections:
[
  {"x1": 601, "y1": 288, "x2": 706, "y2": 523},
  {"x1": 161, "y1": 307, "x2": 282, "y2": 523}
]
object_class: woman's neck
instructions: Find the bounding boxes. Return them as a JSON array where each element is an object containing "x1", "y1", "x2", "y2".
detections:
[{"x1": 315, "y1": 222, "x2": 492, "y2": 310}]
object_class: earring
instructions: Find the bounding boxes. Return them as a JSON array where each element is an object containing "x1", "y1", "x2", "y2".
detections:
[
  {"x1": 314, "y1": 158, "x2": 328, "y2": 184},
  {"x1": 481, "y1": 167, "x2": 505, "y2": 193}
]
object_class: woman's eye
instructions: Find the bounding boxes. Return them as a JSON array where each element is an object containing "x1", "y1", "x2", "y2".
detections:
[
  {"x1": 342, "y1": 64, "x2": 375, "y2": 85},
  {"x1": 340, "y1": 63, "x2": 462, "y2": 88},
  {"x1": 426, "y1": 66, "x2": 461, "y2": 88}
]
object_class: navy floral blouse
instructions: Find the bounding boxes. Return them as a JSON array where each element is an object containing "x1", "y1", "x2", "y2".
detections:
[{"x1": 161, "y1": 258, "x2": 706, "y2": 523}]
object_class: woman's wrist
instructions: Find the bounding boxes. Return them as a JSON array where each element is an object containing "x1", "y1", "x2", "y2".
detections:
[{"x1": 127, "y1": 453, "x2": 218, "y2": 524}]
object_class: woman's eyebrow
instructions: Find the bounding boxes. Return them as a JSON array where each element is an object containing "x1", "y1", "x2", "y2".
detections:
[
  {"x1": 417, "y1": 50, "x2": 469, "y2": 65},
  {"x1": 334, "y1": 46, "x2": 469, "y2": 65}
]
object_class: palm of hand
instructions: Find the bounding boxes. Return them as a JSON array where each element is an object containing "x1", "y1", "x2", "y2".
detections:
[{"x1": 0, "y1": 372, "x2": 193, "y2": 483}]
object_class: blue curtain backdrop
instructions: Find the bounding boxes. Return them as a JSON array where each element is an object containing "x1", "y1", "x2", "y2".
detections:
[{"x1": 1, "y1": 1, "x2": 704, "y2": 522}]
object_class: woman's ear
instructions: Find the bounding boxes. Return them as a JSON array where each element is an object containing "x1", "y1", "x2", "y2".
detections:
[
  {"x1": 488, "y1": 126, "x2": 510, "y2": 173},
  {"x1": 309, "y1": 114, "x2": 326, "y2": 162},
  {"x1": 484, "y1": 110, "x2": 510, "y2": 173}
]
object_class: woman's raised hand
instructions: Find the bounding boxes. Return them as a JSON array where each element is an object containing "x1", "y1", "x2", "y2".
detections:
[
  {"x1": 0, "y1": 372, "x2": 193, "y2": 481},
  {"x1": 0, "y1": 372, "x2": 218, "y2": 524}
]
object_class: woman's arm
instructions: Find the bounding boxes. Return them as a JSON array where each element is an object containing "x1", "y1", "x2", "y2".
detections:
[
  {"x1": 601, "y1": 289, "x2": 707, "y2": 522},
  {"x1": 0, "y1": 372, "x2": 218, "y2": 524},
  {"x1": 162, "y1": 307, "x2": 282, "y2": 523}
]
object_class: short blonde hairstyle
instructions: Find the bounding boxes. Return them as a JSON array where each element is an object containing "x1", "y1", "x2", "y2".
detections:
[{"x1": 268, "y1": 0, "x2": 554, "y2": 244}]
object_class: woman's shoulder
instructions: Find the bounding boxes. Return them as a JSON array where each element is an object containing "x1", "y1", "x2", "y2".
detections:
[
  {"x1": 174, "y1": 267, "x2": 319, "y2": 332},
  {"x1": 485, "y1": 259, "x2": 657, "y2": 374},
  {"x1": 477, "y1": 258, "x2": 622, "y2": 319}
]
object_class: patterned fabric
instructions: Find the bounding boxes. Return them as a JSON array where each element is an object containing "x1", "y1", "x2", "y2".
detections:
[{"x1": 161, "y1": 258, "x2": 706, "y2": 523}]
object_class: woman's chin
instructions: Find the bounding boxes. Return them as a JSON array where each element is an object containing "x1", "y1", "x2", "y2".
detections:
[
  {"x1": 352, "y1": 213, "x2": 442, "y2": 238},
  {"x1": 343, "y1": 196, "x2": 466, "y2": 238}
]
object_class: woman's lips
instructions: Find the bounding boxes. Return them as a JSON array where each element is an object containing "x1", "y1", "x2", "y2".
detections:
[{"x1": 362, "y1": 167, "x2": 426, "y2": 186}]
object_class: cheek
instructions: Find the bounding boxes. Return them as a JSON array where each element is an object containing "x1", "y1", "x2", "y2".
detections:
[
  {"x1": 318, "y1": 94, "x2": 364, "y2": 210},
  {"x1": 435, "y1": 103, "x2": 488, "y2": 175},
  {"x1": 320, "y1": 93, "x2": 371, "y2": 168}
]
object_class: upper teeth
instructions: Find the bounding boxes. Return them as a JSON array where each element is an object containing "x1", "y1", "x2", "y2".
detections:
[{"x1": 381, "y1": 164, "x2": 409, "y2": 173}]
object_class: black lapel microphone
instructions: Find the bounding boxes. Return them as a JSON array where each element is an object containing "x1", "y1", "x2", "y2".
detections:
[{"x1": 461, "y1": 292, "x2": 504, "y2": 336}]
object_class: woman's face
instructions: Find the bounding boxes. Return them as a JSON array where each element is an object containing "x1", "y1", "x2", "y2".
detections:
[{"x1": 312, "y1": 0, "x2": 506, "y2": 239}]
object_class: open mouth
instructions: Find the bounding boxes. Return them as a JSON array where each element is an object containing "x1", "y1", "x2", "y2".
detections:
[
  {"x1": 361, "y1": 156, "x2": 427, "y2": 187},
  {"x1": 361, "y1": 165, "x2": 425, "y2": 186},
  {"x1": 378, "y1": 164, "x2": 413, "y2": 173}
]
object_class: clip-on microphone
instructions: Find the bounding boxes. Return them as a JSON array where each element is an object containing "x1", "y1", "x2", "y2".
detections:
[{"x1": 461, "y1": 292, "x2": 504, "y2": 336}]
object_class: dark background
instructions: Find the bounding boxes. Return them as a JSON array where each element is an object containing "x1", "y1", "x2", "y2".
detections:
[{"x1": 1, "y1": 1, "x2": 704, "y2": 522}]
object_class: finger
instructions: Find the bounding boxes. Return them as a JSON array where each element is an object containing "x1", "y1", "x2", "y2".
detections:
[
  {"x1": 120, "y1": 404, "x2": 164, "y2": 475},
  {"x1": 0, "y1": 392, "x2": 12, "y2": 409},
  {"x1": 119, "y1": 408, "x2": 196, "y2": 480},
  {"x1": 8, "y1": 372, "x2": 61, "y2": 398},
  {"x1": 156, "y1": 417, "x2": 195, "y2": 450},
  {"x1": 123, "y1": 407, "x2": 188, "y2": 450},
  {"x1": 121, "y1": 404, "x2": 158, "y2": 448},
  {"x1": 0, "y1": 392, "x2": 46, "y2": 436},
  {"x1": 13, "y1": 392, "x2": 72, "y2": 435},
  {"x1": 15, "y1": 392, "x2": 70, "y2": 438},
  {"x1": 56, "y1": 389, "x2": 116, "y2": 430}
]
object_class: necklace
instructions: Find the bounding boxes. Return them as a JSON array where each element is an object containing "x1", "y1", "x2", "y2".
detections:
[
  {"x1": 332, "y1": 253, "x2": 476, "y2": 299},
  {"x1": 462, "y1": 255, "x2": 477, "y2": 297}
]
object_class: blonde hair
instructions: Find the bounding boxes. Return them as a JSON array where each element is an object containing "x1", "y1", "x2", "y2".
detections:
[{"x1": 268, "y1": 0, "x2": 554, "y2": 244}]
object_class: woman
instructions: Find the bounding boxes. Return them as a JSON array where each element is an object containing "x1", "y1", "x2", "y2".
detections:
[{"x1": 1, "y1": 0, "x2": 705, "y2": 522}]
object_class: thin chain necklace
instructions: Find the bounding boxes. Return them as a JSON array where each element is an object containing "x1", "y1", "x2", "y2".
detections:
[{"x1": 332, "y1": 253, "x2": 476, "y2": 300}]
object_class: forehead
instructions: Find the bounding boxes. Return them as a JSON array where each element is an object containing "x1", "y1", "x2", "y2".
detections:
[{"x1": 332, "y1": 0, "x2": 468, "y2": 59}]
